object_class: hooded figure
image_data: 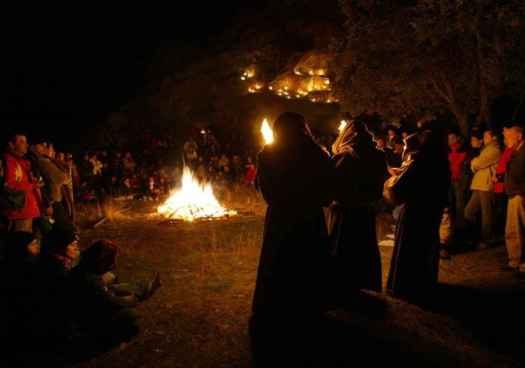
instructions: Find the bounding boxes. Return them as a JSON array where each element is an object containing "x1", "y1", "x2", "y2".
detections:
[
  {"x1": 385, "y1": 122, "x2": 451, "y2": 303},
  {"x1": 250, "y1": 112, "x2": 333, "y2": 366},
  {"x1": 328, "y1": 120, "x2": 387, "y2": 294}
]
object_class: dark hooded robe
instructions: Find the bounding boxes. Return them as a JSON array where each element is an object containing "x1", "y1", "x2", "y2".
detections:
[
  {"x1": 252, "y1": 112, "x2": 333, "y2": 315},
  {"x1": 250, "y1": 112, "x2": 333, "y2": 367},
  {"x1": 385, "y1": 126, "x2": 451, "y2": 303},
  {"x1": 328, "y1": 121, "x2": 387, "y2": 294}
]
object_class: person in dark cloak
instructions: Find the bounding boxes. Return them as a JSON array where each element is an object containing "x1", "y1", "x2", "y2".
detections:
[
  {"x1": 250, "y1": 112, "x2": 333, "y2": 367},
  {"x1": 328, "y1": 120, "x2": 387, "y2": 296},
  {"x1": 384, "y1": 122, "x2": 451, "y2": 303},
  {"x1": 5, "y1": 232, "x2": 42, "y2": 345}
]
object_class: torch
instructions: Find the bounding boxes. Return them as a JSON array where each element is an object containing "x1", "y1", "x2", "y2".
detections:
[
  {"x1": 338, "y1": 120, "x2": 348, "y2": 133},
  {"x1": 261, "y1": 118, "x2": 274, "y2": 145}
]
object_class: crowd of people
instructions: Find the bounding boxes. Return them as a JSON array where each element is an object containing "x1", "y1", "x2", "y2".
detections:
[
  {"x1": 2, "y1": 127, "x2": 259, "y2": 358},
  {"x1": 4, "y1": 112, "x2": 525, "y2": 363},
  {"x1": 249, "y1": 111, "x2": 525, "y2": 366},
  {"x1": 0, "y1": 133, "x2": 178, "y2": 358},
  {"x1": 182, "y1": 130, "x2": 257, "y2": 188}
]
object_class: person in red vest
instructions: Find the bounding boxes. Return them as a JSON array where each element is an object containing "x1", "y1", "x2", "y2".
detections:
[{"x1": 3, "y1": 134, "x2": 41, "y2": 232}]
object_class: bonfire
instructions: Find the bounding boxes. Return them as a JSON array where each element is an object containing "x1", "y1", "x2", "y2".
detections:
[{"x1": 157, "y1": 167, "x2": 237, "y2": 222}]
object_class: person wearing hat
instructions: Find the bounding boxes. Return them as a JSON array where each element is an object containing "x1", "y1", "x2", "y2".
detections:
[{"x1": 42, "y1": 222, "x2": 80, "y2": 278}]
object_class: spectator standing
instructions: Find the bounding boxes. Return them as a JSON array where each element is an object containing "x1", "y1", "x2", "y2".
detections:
[
  {"x1": 244, "y1": 157, "x2": 257, "y2": 187},
  {"x1": 122, "y1": 152, "x2": 136, "y2": 176},
  {"x1": 493, "y1": 128, "x2": 515, "y2": 238},
  {"x1": 448, "y1": 132, "x2": 469, "y2": 233},
  {"x1": 465, "y1": 130, "x2": 502, "y2": 249},
  {"x1": 30, "y1": 140, "x2": 72, "y2": 228},
  {"x1": 503, "y1": 125, "x2": 525, "y2": 272},
  {"x1": 386, "y1": 127, "x2": 399, "y2": 149},
  {"x1": 2, "y1": 134, "x2": 41, "y2": 233}
]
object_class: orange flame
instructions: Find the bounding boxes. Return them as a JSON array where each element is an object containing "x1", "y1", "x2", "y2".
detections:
[
  {"x1": 157, "y1": 167, "x2": 236, "y2": 221},
  {"x1": 261, "y1": 118, "x2": 274, "y2": 145}
]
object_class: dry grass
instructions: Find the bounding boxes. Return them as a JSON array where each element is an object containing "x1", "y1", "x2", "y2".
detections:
[
  {"x1": 73, "y1": 197, "x2": 263, "y2": 368},
  {"x1": 63, "y1": 196, "x2": 524, "y2": 367}
]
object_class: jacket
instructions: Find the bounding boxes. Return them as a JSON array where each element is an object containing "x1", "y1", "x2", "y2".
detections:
[
  {"x1": 470, "y1": 141, "x2": 501, "y2": 192},
  {"x1": 3, "y1": 153, "x2": 41, "y2": 220},
  {"x1": 505, "y1": 143, "x2": 525, "y2": 197}
]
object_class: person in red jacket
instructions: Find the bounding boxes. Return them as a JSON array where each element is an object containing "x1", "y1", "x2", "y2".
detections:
[
  {"x1": 244, "y1": 157, "x2": 257, "y2": 187},
  {"x1": 448, "y1": 133, "x2": 469, "y2": 231},
  {"x1": 3, "y1": 134, "x2": 41, "y2": 232}
]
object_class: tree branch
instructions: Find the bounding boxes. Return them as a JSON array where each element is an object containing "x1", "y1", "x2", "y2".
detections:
[{"x1": 430, "y1": 77, "x2": 451, "y2": 104}]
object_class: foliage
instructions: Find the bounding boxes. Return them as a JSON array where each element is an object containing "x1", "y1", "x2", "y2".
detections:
[{"x1": 336, "y1": 0, "x2": 525, "y2": 135}]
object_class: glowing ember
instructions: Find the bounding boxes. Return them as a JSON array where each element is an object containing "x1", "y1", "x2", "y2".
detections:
[
  {"x1": 338, "y1": 120, "x2": 348, "y2": 133},
  {"x1": 157, "y1": 167, "x2": 237, "y2": 221},
  {"x1": 261, "y1": 118, "x2": 274, "y2": 145}
]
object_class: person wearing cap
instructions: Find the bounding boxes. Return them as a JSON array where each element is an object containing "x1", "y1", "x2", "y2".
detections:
[
  {"x1": 464, "y1": 129, "x2": 501, "y2": 249},
  {"x1": 503, "y1": 125, "x2": 525, "y2": 273},
  {"x1": 41, "y1": 222, "x2": 80, "y2": 278}
]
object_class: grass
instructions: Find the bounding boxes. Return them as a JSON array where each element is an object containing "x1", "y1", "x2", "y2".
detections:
[{"x1": 18, "y1": 190, "x2": 524, "y2": 367}]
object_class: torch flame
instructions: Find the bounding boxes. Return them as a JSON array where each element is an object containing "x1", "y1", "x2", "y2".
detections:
[
  {"x1": 157, "y1": 167, "x2": 237, "y2": 221},
  {"x1": 338, "y1": 120, "x2": 348, "y2": 133},
  {"x1": 261, "y1": 118, "x2": 274, "y2": 145}
]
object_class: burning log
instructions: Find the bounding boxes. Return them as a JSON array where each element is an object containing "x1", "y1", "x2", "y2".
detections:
[{"x1": 157, "y1": 167, "x2": 237, "y2": 222}]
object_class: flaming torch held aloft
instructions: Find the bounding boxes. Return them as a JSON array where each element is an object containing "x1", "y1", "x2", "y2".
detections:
[
  {"x1": 261, "y1": 118, "x2": 274, "y2": 145},
  {"x1": 338, "y1": 120, "x2": 348, "y2": 133}
]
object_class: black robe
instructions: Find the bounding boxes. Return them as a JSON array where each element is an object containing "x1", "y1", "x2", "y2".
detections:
[
  {"x1": 329, "y1": 138, "x2": 387, "y2": 293},
  {"x1": 386, "y1": 140, "x2": 450, "y2": 302},
  {"x1": 252, "y1": 139, "x2": 333, "y2": 316}
]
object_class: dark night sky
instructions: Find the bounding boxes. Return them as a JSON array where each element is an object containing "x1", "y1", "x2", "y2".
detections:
[{"x1": 1, "y1": 3, "x2": 248, "y2": 144}]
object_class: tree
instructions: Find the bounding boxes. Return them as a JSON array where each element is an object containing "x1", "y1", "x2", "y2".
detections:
[{"x1": 336, "y1": 0, "x2": 525, "y2": 136}]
